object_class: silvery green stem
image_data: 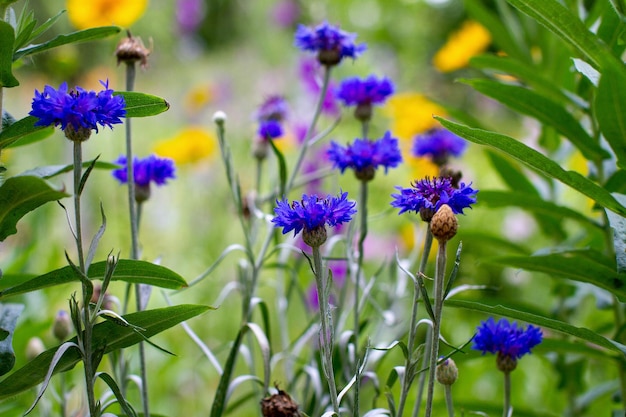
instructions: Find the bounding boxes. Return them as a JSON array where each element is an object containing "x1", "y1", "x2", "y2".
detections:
[
  {"x1": 424, "y1": 241, "x2": 447, "y2": 417},
  {"x1": 286, "y1": 66, "x2": 332, "y2": 191},
  {"x1": 399, "y1": 228, "x2": 433, "y2": 417},
  {"x1": 444, "y1": 385, "x2": 454, "y2": 417},
  {"x1": 312, "y1": 244, "x2": 340, "y2": 415},
  {"x1": 503, "y1": 371, "x2": 511, "y2": 417}
]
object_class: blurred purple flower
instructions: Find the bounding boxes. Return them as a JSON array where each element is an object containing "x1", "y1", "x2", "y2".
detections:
[
  {"x1": 176, "y1": 0, "x2": 206, "y2": 34},
  {"x1": 413, "y1": 128, "x2": 467, "y2": 165},
  {"x1": 391, "y1": 176, "x2": 477, "y2": 217},
  {"x1": 327, "y1": 131, "x2": 402, "y2": 177},
  {"x1": 473, "y1": 317, "x2": 543, "y2": 362},
  {"x1": 256, "y1": 95, "x2": 289, "y2": 123},
  {"x1": 294, "y1": 21, "x2": 366, "y2": 66},
  {"x1": 30, "y1": 80, "x2": 125, "y2": 134},
  {"x1": 271, "y1": 0, "x2": 300, "y2": 28},
  {"x1": 298, "y1": 58, "x2": 340, "y2": 116},
  {"x1": 112, "y1": 154, "x2": 176, "y2": 187},
  {"x1": 336, "y1": 75, "x2": 394, "y2": 107}
]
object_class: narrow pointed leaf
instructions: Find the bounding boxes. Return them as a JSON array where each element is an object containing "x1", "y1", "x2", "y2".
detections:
[
  {"x1": 462, "y1": 78, "x2": 608, "y2": 162},
  {"x1": 0, "y1": 304, "x2": 210, "y2": 399},
  {"x1": 606, "y1": 193, "x2": 626, "y2": 274},
  {"x1": 446, "y1": 299, "x2": 626, "y2": 355},
  {"x1": 13, "y1": 26, "x2": 121, "y2": 61},
  {"x1": 0, "y1": 303, "x2": 24, "y2": 376},
  {"x1": 0, "y1": 259, "x2": 187, "y2": 298},
  {"x1": 595, "y1": 64, "x2": 626, "y2": 166},
  {"x1": 435, "y1": 117, "x2": 626, "y2": 216},
  {"x1": 0, "y1": 176, "x2": 69, "y2": 241},
  {"x1": 484, "y1": 250, "x2": 626, "y2": 301},
  {"x1": 0, "y1": 21, "x2": 19, "y2": 87},
  {"x1": 0, "y1": 116, "x2": 53, "y2": 149},
  {"x1": 115, "y1": 92, "x2": 170, "y2": 117},
  {"x1": 18, "y1": 160, "x2": 119, "y2": 179}
]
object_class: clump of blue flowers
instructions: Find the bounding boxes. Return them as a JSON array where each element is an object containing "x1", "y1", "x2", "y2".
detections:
[
  {"x1": 273, "y1": 192, "x2": 357, "y2": 247},
  {"x1": 112, "y1": 154, "x2": 176, "y2": 202},
  {"x1": 327, "y1": 131, "x2": 402, "y2": 181},
  {"x1": 336, "y1": 75, "x2": 394, "y2": 121},
  {"x1": 294, "y1": 21, "x2": 366, "y2": 66},
  {"x1": 29, "y1": 80, "x2": 126, "y2": 142},
  {"x1": 413, "y1": 127, "x2": 467, "y2": 166},
  {"x1": 473, "y1": 317, "x2": 543, "y2": 373},
  {"x1": 391, "y1": 176, "x2": 477, "y2": 221}
]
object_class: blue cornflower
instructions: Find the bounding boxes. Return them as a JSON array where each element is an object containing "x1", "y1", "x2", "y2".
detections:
[
  {"x1": 391, "y1": 176, "x2": 477, "y2": 221},
  {"x1": 294, "y1": 21, "x2": 367, "y2": 66},
  {"x1": 258, "y1": 120, "x2": 284, "y2": 140},
  {"x1": 30, "y1": 80, "x2": 125, "y2": 141},
  {"x1": 336, "y1": 76, "x2": 394, "y2": 107},
  {"x1": 412, "y1": 128, "x2": 467, "y2": 165},
  {"x1": 273, "y1": 192, "x2": 357, "y2": 247},
  {"x1": 327, "y1": 131, "x2": 402, "y2": 181},
  {"x1": 256, "y1": 95, "x2": 288, "y2": 123},
  {"x1": 113, "y1": 154, "x2": 175, "y2": 202},
  {"x1": 473, "y1": 317, "x2": 543, "y2": 372}
]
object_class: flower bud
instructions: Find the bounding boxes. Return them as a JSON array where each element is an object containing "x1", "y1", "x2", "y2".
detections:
[
  {"x1": 354, "y1": 103, "x2": 373, "y2": 122},
  {"x1": 436, "y1": 357, "x2": 458, "y2": 385},
  {"x1": 53, "y1": 310, "x2": 73, "y2": 341},
  {"x1": 213, "y1": 111, "x2": 227, "y2": 125},
  {"x1": 302, "y1": 226, "x2": 328, "y2": 247},
  {"x1": 26, "y1": 337, "x2": 45, "y2": 361},
  {"x1": 355, "y1": 165, "x2": 376, "y2": 182},
  {"x1": 116, "y1": 32, "x2": 150, "y2": 68},
  {"x1": 430, "y1": 204, "x2": 457, "y2": 242},
  {"x1": 64, "y1": 124, "x2": 92, "y2": 142},
  {"x1": 260, "y1": 388, "x2": 299, "y2": 417},
  {"x1": 496, "y1": 351, "x2": 518, "y2": 373}
]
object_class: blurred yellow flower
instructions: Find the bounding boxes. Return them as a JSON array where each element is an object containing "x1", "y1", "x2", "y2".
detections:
[
  {"x1": 67, "y1": 0, "x2": 148, "y2": 30},
  {"x1": 433, "y1": 21, "x2": 491, "y2": 73},
  {"x1": 184, "y1": 83, "x2": 215, "y2": 114},
  {"x1": 153, "y1": 127, "x2": 216, "y2": 165},
  {"x1": 384, "y1": 93, "x2": 446, "y2": 141}
]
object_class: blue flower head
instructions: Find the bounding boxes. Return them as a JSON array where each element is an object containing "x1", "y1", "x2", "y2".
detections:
[
  {"x1": 412, "y1": 128, "x2": 467, "y2": 166},
  {"x1": 327, "y1": 131, "x2": 402, "y2": 181},
  {"x1": 294, "y1": 21, "x2": 367, "y2": 66},
  {"x1": 273, "y1": 192, "x2": 357, "y2": 246},
  {"x1": 336, "y1": 76, "x2": 394, "y2": 107},
  {"x1": 30, "y1": 80, "x2": 126, "y2": 141},
  {"x1": 258, "y1": 120, "x2": 284, "y2": 140},
  {"x1": 391, "y1": 176, "x2": 477, "y2": 221},
  {"x1": 256, "y1": 95, "x2": 289, "y2": 123},
  {"x1": 113, "y1": 154, "x2": 176, "y2": 201},
  {"x1": 473, "y1": 317, "x2": 543, "y2": 372}
]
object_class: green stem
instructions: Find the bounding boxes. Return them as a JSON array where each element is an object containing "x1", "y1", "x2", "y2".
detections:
[
  {"x1": 312, "y1": 245, "x2": 340, "y2": 415},
  {"x1": 402, "y1": 228, "x2": 434, "y2": 417},
  {"x1": 503, "y1": 371, "x2": 511, "y2": 417},
  {"x1": 286, "y1": 66, "x2": 332, "y2": 191},
  {"x1": 444, "y1": 385, "x2": 454, "y2": 417},
  {"x1": 424, "y1": 241, "x2": 447, "y2": 417}
]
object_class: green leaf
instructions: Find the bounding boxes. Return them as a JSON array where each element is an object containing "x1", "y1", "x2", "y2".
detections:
[
  {"x1": 606, "y1": 193, "x2": 626, "y2": 274},
  {"x1": 479, "y1": 190, "x2": 601, "y2": 229},
  {"x1": 0, "y1": 259, "x2": 188, "y2": 298},
  {"x1": 0, "y1": 176, "x2": 69, "y2": 241},
  {"x1": 595, "y1": 64, "x2": 626, "y2": 167},
  {"x1": 0, "y1": 116, "x2": 54, "y2": 150},
  {"x1": 462, "y1": 78, "x2": 609, "y2": 162},
  {"x1": 268, "y1": 138, "x2": 287, "y2": 198},
  {"x1": 505, "y1": 0, "x2": 615, "y2": 69},
  {"x1": 22, "y1": 10, "x2": 65, "y2": 49},
  {"x1": 13, "y1": 26, "x2": 121, "y2": 61},
  {"x1": 0, "y1": 304, "x2": 210, "y2": 399},
  {"x1": 0, "y1": 303, "x2": 23, "y2": 376},
  {"x1": 435, "y1": 117, "x2": 626, "y2": 216},
  {"x1": 18, "y1": 160, "x2": 118, "y2": 179},
  {"x1": 485, "y1": 150, "x2": 541, "y2": 194},
  {"x1": 115, "y1": 92, "x2": 170, "y2": 118},
  {"x1": 0, "y1": 21, "x2": 19, "y2": 88},
  {"x1": 484, "y1": 249, "x2": 626, "y2": 302},
  {"x1": 446, "y1": 299, "x2": 626, "y2": 355}
]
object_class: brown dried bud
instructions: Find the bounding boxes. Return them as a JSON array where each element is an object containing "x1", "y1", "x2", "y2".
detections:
[
  {"x1": 116, "y1": 32, "x2": 150, "y2": 68},
  {"x1": 436, "y1": 357, "x2": 458, "y2": 385},
  {"x1": 261, "y1": 388, "x2": 300, "y2": 417},
  {"x1": 302, "y1": 226, "x2": 327, "y2": 247},
  {"x1": 430, "y1": 204, "x2": 457, "y2": 242},
  {"x1": 496, "y1": 352, "x2": 518, "y2": 373}
]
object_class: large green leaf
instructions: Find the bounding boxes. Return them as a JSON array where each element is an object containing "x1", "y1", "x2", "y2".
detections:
[
  {"x1": 0, "y1": 303, "x2": 24, "y2": 377},
  {"x1": 0, "y1": 21, "x2": 19, "y2": 88},
  {"x1": 13, "y1": 26, "x2": 121, "y2": 61},
  {"x1": 595, "y1": 64, "x2": 626, "y2": 167},
  {"x1": 484, "y1": 249, "x2": 626, "y2": 301},
  {"x1": 479, "y1": 190, "x2": 601, "y2": 229},
  {"x1": 463, "y1": 79, "x2": 608, "y2": 162},
  {"x1": 0, "y1": 176, "x2": 69, "y2": 241},
  {"x1": 0, "y1": 116, "x2": 53, "y2": 150},
  {"x1": 115, "y1": 92, "x2": 170, "y2": 118},
  {"x1": 446, "y1": 299, "x2": 626, "y2": 355},
  {"x1": 435, "y1": 117, "x2": 626, "y2": 216},
  {"x1": 0, "y1": 304, "x2": 210, "y2": 399},
  {"x1": 0, "y1": 259, "x2": 188, "y2": 298}
]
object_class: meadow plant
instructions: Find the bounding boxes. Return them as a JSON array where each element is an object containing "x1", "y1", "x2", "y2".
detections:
[{"x1": 1, "y1": 1, "x2": 626, "y2": 417}]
